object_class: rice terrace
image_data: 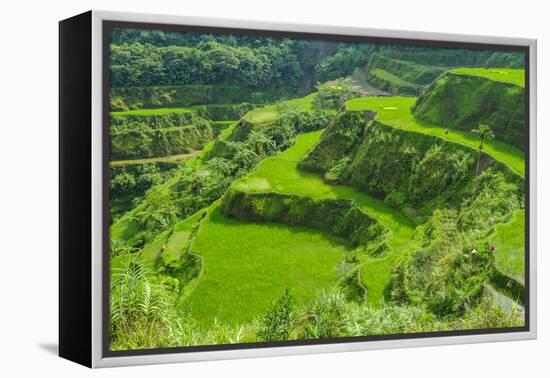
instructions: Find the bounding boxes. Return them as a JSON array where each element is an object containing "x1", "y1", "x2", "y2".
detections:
[{"x1": 108, "y1": 27, "x2": 527, "y2": 350}]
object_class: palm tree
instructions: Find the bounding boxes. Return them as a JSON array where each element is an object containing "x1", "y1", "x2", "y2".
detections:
[{"x1": 472, "y1": 124, "x2": 495, "y2": 175}]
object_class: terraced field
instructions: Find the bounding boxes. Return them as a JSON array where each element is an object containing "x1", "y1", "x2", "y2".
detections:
[
  {"x1": 112, "y1": 94, "x2": 525, "y2": 325},
  {"x1": 451, "y1": 67, "x2": 525, "y2": 87},
  {"x1": 346, "y1": 97, "x2": 525, "y2": 176},
  {"x1": 111, "y1": 107, "x2": 194, "y2": 116},
  {"x1": 182, "y1": 205, "x2": 347, "y2": 325},
  {"x1": 107, "y1": 28, "x2": 528, "y2": 351},
  {"x1": 371, "y1": 68, "x2": 421, "y2": 90},
  {"x1": 243, "y1": 93, "x2": 317, "y2": 123},
  {"x1": 489, "y1": 209, "x2": 526, "y2": 284},
  {"x1": 110, "y1": 151, "x2": 200, "y2": 166},
  {"x1": 235, "y1": 130, "x2": 416, "y2": 305}
]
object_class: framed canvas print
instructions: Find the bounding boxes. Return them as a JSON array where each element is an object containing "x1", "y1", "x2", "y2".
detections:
[{"x1": 59, "y1": 10, "x2": 537, "y2": 368}]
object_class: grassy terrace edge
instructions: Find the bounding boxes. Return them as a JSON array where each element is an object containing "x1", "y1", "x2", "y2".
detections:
[
  {"x1": 451, "y1": 67, "x2": 525, "y2": 87},
  {"x1": 346, "y1": 96, "x2": 525, "y2": 177},
  {"x1": 233, "y1": 131, "x2": 417, "y2": 305}
]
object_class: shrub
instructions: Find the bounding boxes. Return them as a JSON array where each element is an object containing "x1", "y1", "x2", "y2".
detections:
[
  {"x1": 408, "y1": 144, "x2": 473, "y2": 204},
  {"x1": 221, "y1": 189, "x2": 388, "y2": 249},
  {"x1": 110, "y1": 162, "x2": 178, "y2": 222},
  {"x1": 109, "y1": 263, "x2": 180, "y2": 350},
  {"x1": 325, "y1": 157, "x2": 351, "y2": 183},
  {"x1": 257, "y1": 289, "x2": 295, "y2": 341},
  {"x1": 458, "y1": 170, "x2": 523, "y2": 233},
  {"x1": 299, "y1": 291, "x2": 346, "y2": 339}
]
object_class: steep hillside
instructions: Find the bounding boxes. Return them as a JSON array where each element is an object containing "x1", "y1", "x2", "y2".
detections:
[
  {"x1": 300, "y1": 107, "x2": 523, "y2": 217},
  {"x1": 109, "y1": 103, "x2": 258, "y2": 161},
  {"x1": 362, "y1": 54, "x2": 446, "y2": 96},
  {"x1": 110, "y1": 119, "x2": 213, "y2": 160},
  {"x1": 111, "y1": 85, "x2": 276, "y2": 111},
  {"x1": 206, "y1": 93, "x2": 330, "y2": 159},
  {"x1": 412, "y1": 69, "x2": 525, "y2": 148},
  {"x1": 299, "y1": 102, "x2": 525, "y2": 307}
]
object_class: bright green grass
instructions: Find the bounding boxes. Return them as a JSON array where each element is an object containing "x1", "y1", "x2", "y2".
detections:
[
  {"x1": 346, "y1": 96, "x2": 525, "y2": 176},
  {"x1": 452, "y1": 68, "x2": 525, "y2": 87},
  {"x1": 110, "y1": 206, "x2": 140, "y2": 242},
  {"x1": 243, "y1": 93, "x2": 317, "y2": 123},
  {"x1": 162, "y1": 210, "x2": 205, "y2": 261},
  {"x1": 182, "y1": 205, "x2": 346, "y2": 325},
  {"x1": 110, "y1": 230, "x2": 170, "y2": 275},
  {"x1": 372, "y1": 68, "x2": 421, "y2": 89},
  {"x1": 212, "y1": 120, "x2": 237, "y2": 127},
  {"x1": 163, "y1": 230, "x2": 191, "y2": 262},
  {"x1": 236, "y1": 131, "x2": 416, "y2": 305},
  {"x1": 490, "y1": 209, "x2": 525, "y2": 284},
  {"x1": 111, "y1": 107, "x2": 193, "y2": 116}
]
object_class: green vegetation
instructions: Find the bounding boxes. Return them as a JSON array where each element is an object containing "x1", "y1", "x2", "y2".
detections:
[
  {"x1": 109, "y1": 162, "x2": 179, "y2": 222},
  {"x1": 110, "y1": 123, "x2": 213, "y2": 160},
  {"x1": 367, "y1": 54, "x2": 446, "y2": 85},
  {"x1": 452, "y1": 67, "x2": 525, "y2": 87},
  {"x1": 182, "y1": 205, "x2": 347, "y2": 325},
  {"x1": 243, "y1": 93, "x2": 317, "y2": 123},
  {"x1": 236, "y1": 131, "x2": 415, "y2": 304},
  {"x1": 346, "y1": 96, "x2": 525, "y2": 176},
  {"x1": 111, "y1": 84, "x2": 262, "y2": 111},
  {"x1": 110, "y1": 152, "x2": 199, "y2": 167},
  {"x1": 368, "y1": 68, "x2": 422, "y2": 95},
  {"x1": 362, "y1": 53, "x2": 448, "y2": 96},
  {"x1": 412, "y1": 71, "x2": 526, "y2": 149},
  {"x1": 490, "y1": 210, "x2": 526, "y2": 283},
  {"x1": 111, "y1": 107, "x2": 193, "y2": 116},
  {"x1": 108, "y1": 28, "x2": 527, "y2": 352}
]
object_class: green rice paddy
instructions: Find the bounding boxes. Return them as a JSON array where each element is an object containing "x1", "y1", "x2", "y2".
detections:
[
  {"x1": 182, "y1": 205, "x2": 347, "y2": 325},
  {"x1": 243, "y1": 93, "x2": 317, "y2": 123},
  {"x1": 451, "y1": 67, "x2": 525, "y2": 87},
  {"x1": 236, "y1": 131, "x2": 416, "y2": 305},
  {"x1": 490, "y1": 209, "x2": 526, "y2": 284}
]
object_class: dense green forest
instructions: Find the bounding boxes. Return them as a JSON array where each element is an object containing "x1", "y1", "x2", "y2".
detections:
[{"x1": 108, "y1": 28, "x2": 526, "y2": 351}]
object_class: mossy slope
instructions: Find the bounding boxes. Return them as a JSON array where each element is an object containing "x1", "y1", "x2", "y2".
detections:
[{"x1": 412, "y1": 71, "x2": 525, "y2": 148}]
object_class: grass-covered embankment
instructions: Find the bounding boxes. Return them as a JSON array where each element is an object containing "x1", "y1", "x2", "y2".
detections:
[
  {"x1": 298, "y1": 105, "x2": 525, "y2": 308},
  {"x1": 363, "y1": 53, "x2": 446, "y2": 96},
  {"x1": 182, "y1": 204, "x2": 347, "y2": 325},
  {"x1": 412, "y1": 69, "x2": 526, "y2": 149},
  {"x1": 109, "y1": 103, "x2": 253, "y2": 161},
  {"x1": 451, "y1": 67, "x2": 525, "y2": 87},
  {"x1": 347, "y1": 97, "x2": 525, "y2": 176},
  {"x1": 235, "y1": 131, "x2": 417, "y2": 305},
  {"x1": 489, "y1": 209, "x2": 526, "y2": 284}
]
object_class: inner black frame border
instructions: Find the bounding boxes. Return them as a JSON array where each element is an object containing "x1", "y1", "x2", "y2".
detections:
[{"x1": 101, "y1": 19, "x2": 531, "y2": 358}]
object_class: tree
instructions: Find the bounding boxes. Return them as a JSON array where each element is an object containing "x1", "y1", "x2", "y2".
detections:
[
  {"x1": 206, "y1": 157, "x2": 234, "y2": 177},
  {"x1": 228, "y1": 142, "x2": 258, "y2": 170},
  {"x1": 246, "y1": 130, "x2": 276, "y2": 156},
  {"x1": 472, "y1": 124, "x2": 495, "y2": 175}
]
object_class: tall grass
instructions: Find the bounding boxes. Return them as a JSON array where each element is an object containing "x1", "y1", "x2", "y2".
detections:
[{"x1": 110, "y1": 263, "x2": 524, "y2": 350}]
